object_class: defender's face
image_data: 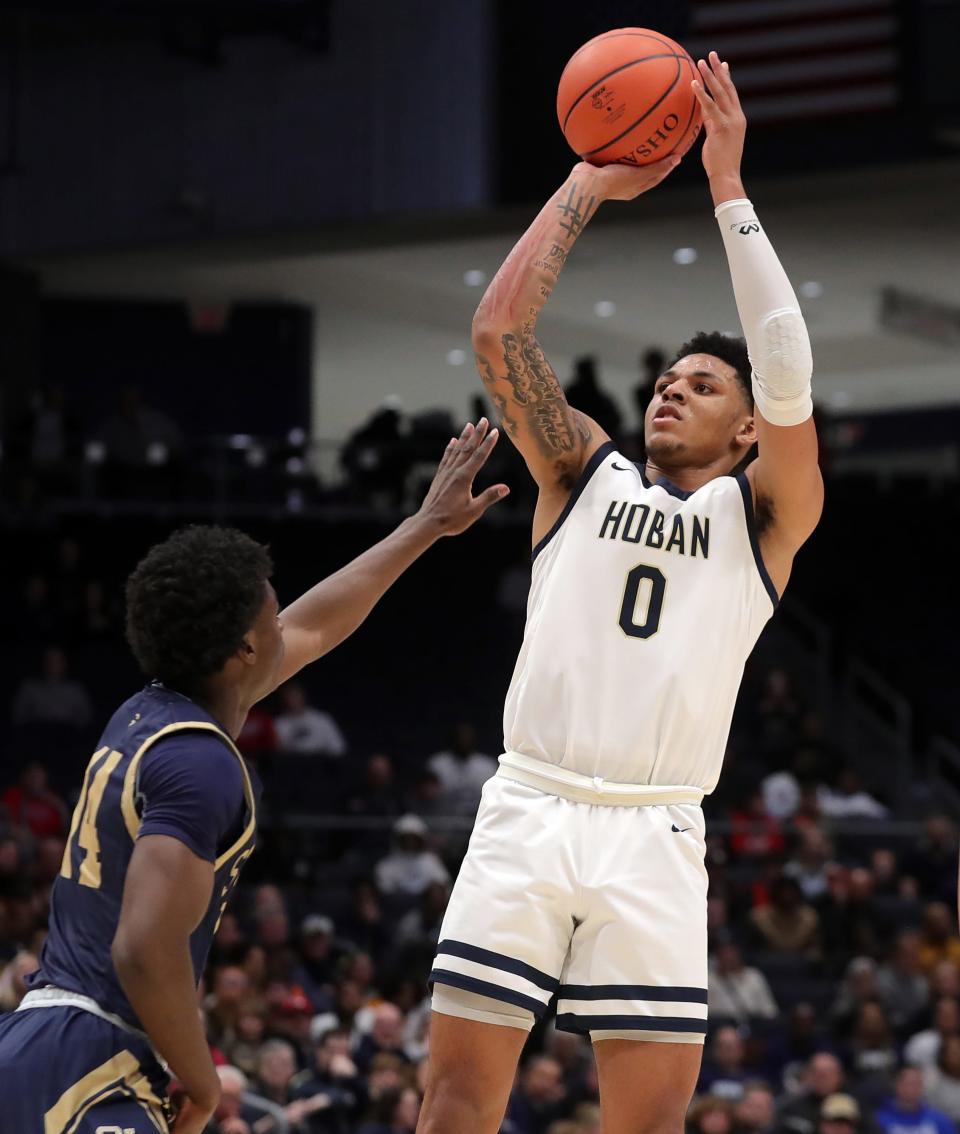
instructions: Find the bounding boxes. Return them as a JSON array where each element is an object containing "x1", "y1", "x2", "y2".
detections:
[
  {"x1": 644, "y1": 354, "x2": 753, "y2": 466},
  {"x1": 249, "y1": 583, "x2": 285, "y2": 695}
]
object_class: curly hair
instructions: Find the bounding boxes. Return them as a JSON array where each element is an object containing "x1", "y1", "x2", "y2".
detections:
[
  {"x1": 670, "y1": 330, "x2": 753, "y2": 410},
  {"x1": 125, "y1": 525, "x2": 273, "y2": 693}
]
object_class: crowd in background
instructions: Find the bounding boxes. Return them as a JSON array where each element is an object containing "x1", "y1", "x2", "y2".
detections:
[
  {"x1": 3, "y1": 650, "x2": 960, "y2": 1134},
  {"x1": 10, "y1": 350, "x2": 681, "y2": 514}
]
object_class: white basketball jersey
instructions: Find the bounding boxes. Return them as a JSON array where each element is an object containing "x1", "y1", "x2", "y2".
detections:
[{"x1": 503, "y1": 442, "x2": 778, "y2": 792}]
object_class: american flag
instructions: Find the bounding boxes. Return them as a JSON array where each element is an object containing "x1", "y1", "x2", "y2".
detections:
[{"x1": 684, "y1": 0, "x2": 901, "y2": 124}]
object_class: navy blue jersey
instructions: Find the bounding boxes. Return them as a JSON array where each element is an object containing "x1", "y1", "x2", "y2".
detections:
[{"x1": 30, "y1": 682, "x2": 258, "y2": 1029}]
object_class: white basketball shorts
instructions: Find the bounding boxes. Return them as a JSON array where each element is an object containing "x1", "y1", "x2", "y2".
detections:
[{"x1": 430, "y1": 759, "x2": 709, "y2": 1043}]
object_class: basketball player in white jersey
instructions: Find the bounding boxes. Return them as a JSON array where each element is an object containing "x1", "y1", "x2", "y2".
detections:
[{"x1": 418, "y1": 53, "x2": 823, "y2": 1134}]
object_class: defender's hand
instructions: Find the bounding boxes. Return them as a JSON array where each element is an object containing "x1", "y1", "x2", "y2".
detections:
[
  {"x1": 692, "y1": 50, "x2": 746, "y2": 183},
  {"x1": 573, "y1": 155, "x2": 680, "y2": 202},
  {"x1": 418, "y1": 418, "x2": 509, "y2": 537}
]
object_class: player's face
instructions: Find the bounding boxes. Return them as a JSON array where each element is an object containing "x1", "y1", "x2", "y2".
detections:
[
  {"x1": 249, "y1": 583, "x2": 285, "y2": 695},
  {"x1": 643, "y1": 354, "x2": 754, "y2": 468}
]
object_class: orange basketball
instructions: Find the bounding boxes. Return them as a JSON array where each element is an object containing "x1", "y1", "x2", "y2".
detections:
[{"x1": 557, "y1": 28, "x2": 702, "y2": 167}]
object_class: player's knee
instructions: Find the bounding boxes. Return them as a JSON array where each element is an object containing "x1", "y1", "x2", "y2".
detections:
[{"x1": 420, "y1": 1073, "x2": 504, "y2": 1131}]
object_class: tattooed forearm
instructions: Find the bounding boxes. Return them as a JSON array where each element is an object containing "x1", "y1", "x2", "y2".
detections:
[{"x1": 555, "y1": 181, "x2": 598, "y2": 239}]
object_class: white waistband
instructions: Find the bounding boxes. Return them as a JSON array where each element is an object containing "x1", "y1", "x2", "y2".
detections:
[
  {"x1": 18, "y1": 986, "x2": 150, "y2": 1044},
  {"x1": 497, "y1": 751, "x2": 704, "y2": 807}
]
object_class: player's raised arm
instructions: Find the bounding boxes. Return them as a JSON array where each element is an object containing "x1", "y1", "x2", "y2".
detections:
[
  {"x1": 471, "y1": 158, "x2": 680, "y2": 493},
  {"x1": 694, "y1": 51, "x2": 823, "y2": 587},
  {"x1": 272, "y1": 419, "x2": 508, "y2": 685}
]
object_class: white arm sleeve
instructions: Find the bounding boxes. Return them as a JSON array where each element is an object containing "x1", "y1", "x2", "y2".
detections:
[{"x1": 715, "y1": 198, "x2": 813, "y2": 427}]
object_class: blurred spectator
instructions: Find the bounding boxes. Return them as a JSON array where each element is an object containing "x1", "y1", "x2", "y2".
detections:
[
  {"x1": 78, "y1": 579, "x2": 118, "y2": 642},
  {"x1": 775, "y1": 1053, "x2": 846, "y2": 1134},
  {"x1": 394, "y1": 882, "x2": 448, "y2": 957},
  {"x1": 730, "y1": 792, "x2": 787, "y2": 859},
  {"x1": 931, "y1": 964, "x2": 960, "y2": 1002},
  {"x1": 924, "y1": 1036, "x2": 960, "y2": 1124},
  {"x1": 818, "y1": 869, "x2": 884, "y2": 969},
  {"x1": 290, "y1": 1026, "x2": 363, "y2": 1131},
  {"x1": 688, "y1": 1095, "x2": 736, "y2": 1134},
  {"x1": 215, "y1": 1064, "x2": 289, "y2": 1134},
  {"x1": 236, "y1": 704, "x2": 279, "y2": 760},
  {"x1": 347, "y1": 756, "x2": 402, "y2": 823},
  {"x1": 97, "y1": 386, "x2": 184, "y2": 470},
  {"x1": 763, "y1": 770, "x2": 802, "y2": 821},
  {"x1": 875, "y1": 1066, "x2": 955, "y2": 1134},
  {"x1": 275, "y1": 683, "x2": 347, "y2": 758},
  {"x1": 767, "y1": 1004, "x2": 836, "y2": 1090},
  {"x1": 817, "y1": 1094, "x2": 862, "y2": 1134},
  {"x1": 374, "y1": 816, "x2": 449, "y2": 898},
  {"x1": 919, "y1": 906, "x2": 960, "y2": 974},
  {"x1": 817, "y1": 769, "x2": 888, "y2": 820},
  {"x1": 254, "y1": 1038, "x2": 300, "y2": 1109},
  {"x1": 292, "y1": 915, "x2": 340, "y2": 1011},
  {"x1": 736, "y1": 1082, "x2": 777, "y2": 1134},
  {"x1": 564, "y1": 356, "x2": 622, "y2": 439},
  {"x1": 832, "y1": 958, "x2": 881, "y2": 1033},
  {"x1": 357, "y1": 1086, "x2": 420, "y2": 1134},
  {"x1": 750, "y1": 877, "x2": 820, "y2": 958},
  {"x1": 709, "y1": 942, "x2": 779, "y2": 1023},
  {"x1": 842, "y1": 1002, "x2": 898, "y2": 1107},
  {"x1": 700, "y1": 1025, "x2": 750, "y2": 1101},
  {"x1": 1, "y1": 762, "x2": 68, "y2": 839},
  {"x1": 876, "y1": 932, "x2": 929, "y2": 1034},
  {"x1": 543, "y1": 1030, "x2": 593, "y2": 1111},
  {"x1": 205, "y1": 964, "x2": 251, "y2": 1046},
  {"x1": 920, "y1": 902, "x2": 960, "y2": 975},
  {"x1": 341, "y1": 401, "x2": 410, "y2": 508},
  {"x1": 426, "y1": 723, "x2": 497, "y2": 816},
  {"x1": 755, "y1": 669, "x2": 804, "y2": 753},
  {"x1": 907, "y1": 819, "x2": 959, "y2": 905},
  {"x1": 870, "y1": 849, "x2": 902, "y2": 899},
  {"x1": 354, "y1": 1002, "x2": 410, "y2": 1075},
  {"x1": 339, "y1": 881, "x2": 389, "y2": 960},
  {"x1": 23, "y1": 385, "x2": 80, "y2": 480},
  {"x1": 12, "y1": 645, "x2": 93, "y2": 729},
  {"x1": 785, "y1": 828, "x2": 835, "y2": 902},
  {"x1": 505, "y1": 1055, "x2": 567, "y2": 1134},
  {"x1": 905, "y1": 998, "x2": 960, "y2": 1069}
]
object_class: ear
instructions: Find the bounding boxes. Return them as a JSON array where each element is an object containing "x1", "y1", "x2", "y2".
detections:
[
  {"x1": 238, "y1": 635, "x2": 257, "y2": 667},
  {"x1": 734, "y1": 412, "x2": 757, "y2": 452}
]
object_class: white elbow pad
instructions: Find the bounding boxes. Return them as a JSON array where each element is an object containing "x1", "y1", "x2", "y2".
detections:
[
  {"x1": 751, "y1": 307, "x2": 814, "y2": 427},
  {"x1": 716, "y1": 199, "x2": 814, "y2": 427}
]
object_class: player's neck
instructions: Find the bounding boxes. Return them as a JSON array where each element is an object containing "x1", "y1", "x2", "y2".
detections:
[
  {"x1": 643, "y1": 455, "x2": 738, "y2": 493},
  {"x1": 190, "y1": 683, "x2": 250, "y2": 740}
]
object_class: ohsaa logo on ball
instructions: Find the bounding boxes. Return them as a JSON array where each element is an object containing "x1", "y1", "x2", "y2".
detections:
[{"x1": 619, "y1": 112, "x2": 680, "y2": 164}]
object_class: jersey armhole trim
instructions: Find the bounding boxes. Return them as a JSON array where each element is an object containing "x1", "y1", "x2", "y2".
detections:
[
  {"x1": 736, "y1": 471, "x2": 779, "y2": 610},
  {"x1": 531, "y1": 440, "x2": 616, "y2": 562}
]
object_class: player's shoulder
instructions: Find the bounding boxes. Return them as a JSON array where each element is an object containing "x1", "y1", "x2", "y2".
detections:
[{"x1": 139, "y1": 726, "x2": 244, "y2": 798}]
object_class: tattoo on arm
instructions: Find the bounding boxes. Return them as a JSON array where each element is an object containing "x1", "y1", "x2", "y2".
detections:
[{"x1": 555, "y1": 182, "x2": 598, "y2": 239}]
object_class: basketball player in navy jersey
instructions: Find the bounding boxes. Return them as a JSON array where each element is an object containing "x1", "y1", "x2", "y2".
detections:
[
  {"x1": 420, "y1": 55, "x2": 823, "y2": 1133},
  {"x1": 0, "y1": 422, "x2": 506, "y2": 1134}
]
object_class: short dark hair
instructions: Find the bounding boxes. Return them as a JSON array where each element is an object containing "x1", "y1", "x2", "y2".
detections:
[
  {"x1": 669, "y1": 331, "x2": 752, "y2": 410},
  {"x1": 125, "y1": 525, "x2": 273, "y2": 693}
]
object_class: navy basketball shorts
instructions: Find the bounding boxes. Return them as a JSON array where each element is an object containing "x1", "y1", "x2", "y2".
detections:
[
  {"x1": 430, "y1": 767, "x2": 710, "y2": 1043},
  {"x1": 0, "y1": 1003, "x2": 171, "y2": 1134}
]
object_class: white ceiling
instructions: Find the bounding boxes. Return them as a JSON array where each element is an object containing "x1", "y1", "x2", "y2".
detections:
[{"x1": 32, "y1": 159, "x2": 960, "y2": 438}]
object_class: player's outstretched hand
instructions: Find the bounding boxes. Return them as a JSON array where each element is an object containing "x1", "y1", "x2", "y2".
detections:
[
  {"x1": 573, "y1": 155, "x2": 680, "y2": 201},
  {"x1": 692, "y1": 50, "x2": 746, "y2": 182},
  {"x1": 418, "y1": 417, "x2": 510, "y2": 537}
]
